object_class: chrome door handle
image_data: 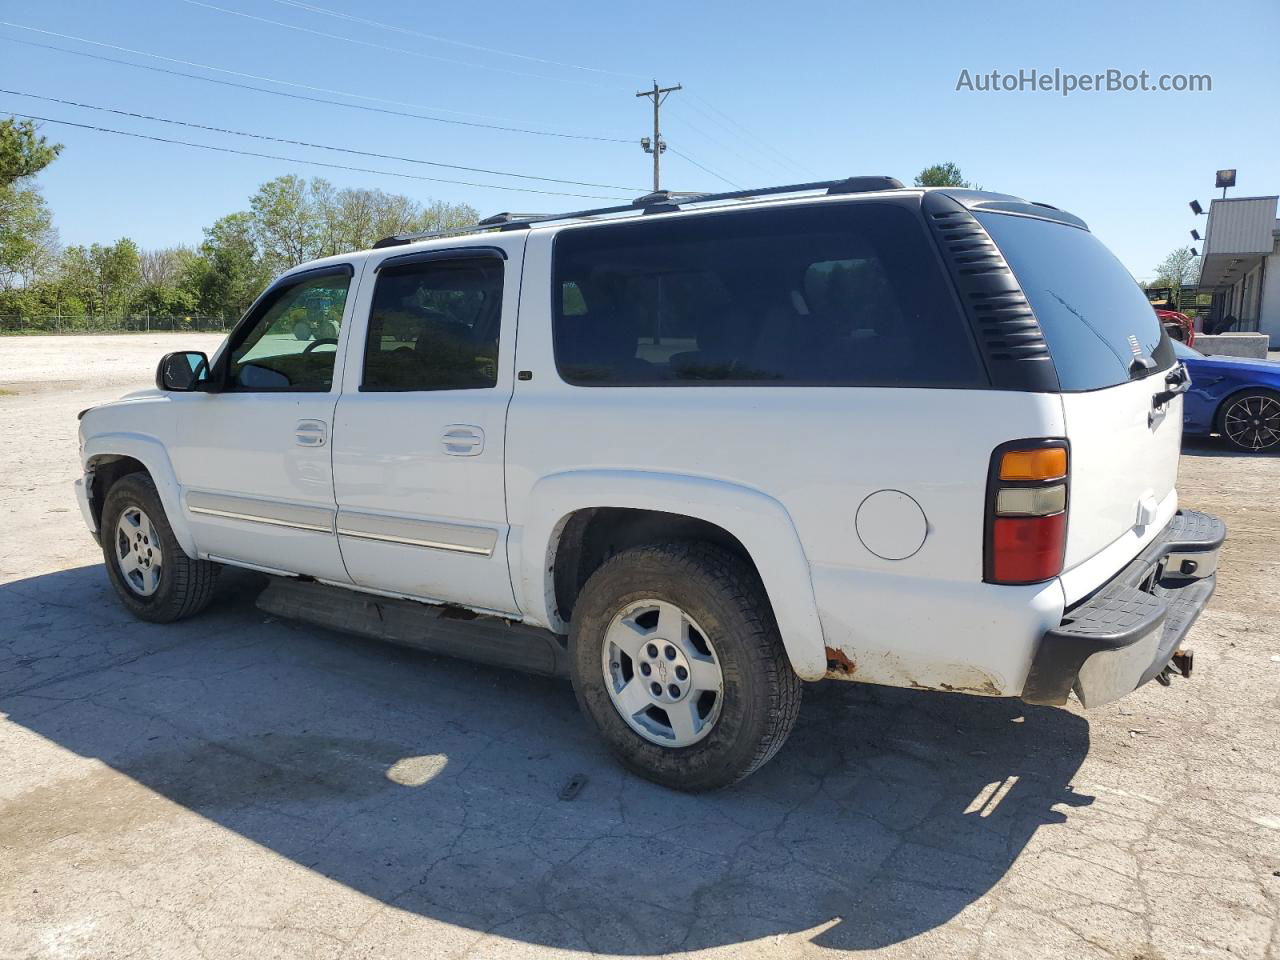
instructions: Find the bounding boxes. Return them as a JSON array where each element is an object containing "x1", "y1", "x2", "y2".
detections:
[
  {"x1": 442, "y1": 425, "x2": 484, "y2": 456},
  {"x1": 296, "y1": 419, "x2": 327, "y2": 447}
]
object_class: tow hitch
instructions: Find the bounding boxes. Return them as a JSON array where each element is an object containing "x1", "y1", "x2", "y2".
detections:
[{"x1": 1155, "y1": 648, "x2": 1194, "y2": 686}]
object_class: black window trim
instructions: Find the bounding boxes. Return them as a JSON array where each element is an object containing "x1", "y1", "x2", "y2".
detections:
[
  {"x1": 212, "y1": 262, "x2": 355, "y2": 394},
  {"x1": 548, "y1": 197, "x2": 991, "y2": 390},
  {"x1": 359, "y1": 249, "x2": 506, "y2": 394},
  {"x1": 373, "y1": 244, "x2": 507, "y2": 273}
]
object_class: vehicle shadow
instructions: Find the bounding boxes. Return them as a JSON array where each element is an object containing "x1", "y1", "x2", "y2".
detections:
[{"x1": 0, "y1": 565, "x2": 1094, "y2": 954}]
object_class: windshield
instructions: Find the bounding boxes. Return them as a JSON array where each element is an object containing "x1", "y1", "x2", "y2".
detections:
[
  {"x1": 977, "y1": 212, "x2": 1174, "y2": 391},
  {"x1": 1171, "y1": 340, "x2": 1203, "y2": 360}
]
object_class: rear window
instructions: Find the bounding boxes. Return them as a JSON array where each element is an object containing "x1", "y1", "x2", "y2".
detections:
[
  {"x1": 551, "y1": 202, "x2": 986, "y2": 387},
  {"x1": 977, "y1": 212, "x2": 1174, "y2": 391}
]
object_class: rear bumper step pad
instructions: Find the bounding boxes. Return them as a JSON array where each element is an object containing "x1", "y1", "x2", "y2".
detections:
[{"x1": 1022, "y1": 509, "x2": 1224, "y2": 707}]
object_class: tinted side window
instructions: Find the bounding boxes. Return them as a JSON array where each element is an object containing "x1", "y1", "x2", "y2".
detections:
[
  {"x1": 977, "y1": 212, "x2": 1174, "y2": 391},
  {"x1": 362, "y1": 256, "x2": 503, "y2": 391},
  {"x1": 551, "y1": 202, "x2": 985, "y2": 387},
  {"x1": 229, "y1": 272, "x2": 350, "y2": 391}
]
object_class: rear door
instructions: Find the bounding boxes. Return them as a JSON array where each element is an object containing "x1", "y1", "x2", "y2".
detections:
[
  {"x1": 331, "y1": 237, "x2": 525, "y2": 614},
  {"x1": 978, "y1": 212, "x2": 1182, "y2": 592}
]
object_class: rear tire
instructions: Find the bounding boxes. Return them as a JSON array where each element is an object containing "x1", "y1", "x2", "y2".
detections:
[
  {"x1": 1217, "y1": 389, "x2": 1280, "y2": 452},
  {"x1": 569, "y1": 542, "x2": 802, "y2": 791},
  {"x1": 101, "y1": 472, "x2": 218, "y2": 622}
]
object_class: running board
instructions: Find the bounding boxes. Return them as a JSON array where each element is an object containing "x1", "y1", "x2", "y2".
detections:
[{"x1": 256, "y1": 578, "x2": 569, "y2": 678}]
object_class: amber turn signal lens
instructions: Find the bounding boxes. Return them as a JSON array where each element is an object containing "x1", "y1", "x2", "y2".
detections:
[{"x1": 999, "y1": 447, "x2": 1067, "y2": 481}]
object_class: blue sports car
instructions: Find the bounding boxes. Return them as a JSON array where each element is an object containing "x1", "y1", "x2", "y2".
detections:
[{"x1": 1173, "y1": 340, "x2": 1280, "y2": 452}]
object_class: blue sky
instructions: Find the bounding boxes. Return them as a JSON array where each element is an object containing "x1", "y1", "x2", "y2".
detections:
[{"x1": 2, "y1": 0, "x2": 1277, "y2": 281}]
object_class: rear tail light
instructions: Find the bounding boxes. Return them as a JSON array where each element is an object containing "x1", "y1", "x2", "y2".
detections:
[{"x1": 985, "y1": 440, "x2": 1068, "y2": 585}]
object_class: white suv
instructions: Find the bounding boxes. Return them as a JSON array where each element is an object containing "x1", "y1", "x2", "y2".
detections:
[{"x1": 75, "y1": 178, "x2": 1225, "y2": 790}]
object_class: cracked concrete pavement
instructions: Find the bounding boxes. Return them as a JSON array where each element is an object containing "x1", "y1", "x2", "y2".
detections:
[{"x1": 1, "y1": 334, "x2": 1278, "y2": 959}]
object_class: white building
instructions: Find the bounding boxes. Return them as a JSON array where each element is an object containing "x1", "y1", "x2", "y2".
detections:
[{"x1": 1196, "y1": 194, "x2": 1280, "y2": 341}]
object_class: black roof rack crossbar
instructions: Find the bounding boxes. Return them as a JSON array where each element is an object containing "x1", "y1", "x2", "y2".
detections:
[{"x1": 371, "y1": 175, "x2": 905, "y2": 248}]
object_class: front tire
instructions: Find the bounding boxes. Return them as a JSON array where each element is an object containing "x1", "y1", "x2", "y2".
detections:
[
  {"x1": 101, "y1": 472, "x2": 218, "y2": 622},
  {"x1": 1218, "y1": 389, "x2": 1280, "y2": 452},
  {"x1": 569, "y1": 543, "x2": 802, "y2": 791}
]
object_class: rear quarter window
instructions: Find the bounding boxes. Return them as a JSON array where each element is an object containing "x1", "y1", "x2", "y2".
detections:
[
  {"x1": 551, "y1": 202, "x2": 987, "y2": 388},
  {"x1": 977, "y1": 212, "x2": 1173, "y2": 391}
]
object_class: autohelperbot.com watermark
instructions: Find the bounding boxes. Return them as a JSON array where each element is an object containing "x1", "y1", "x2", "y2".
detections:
[{"x1": 955, "y1": 68, "x2": 1211, "y2": 96}]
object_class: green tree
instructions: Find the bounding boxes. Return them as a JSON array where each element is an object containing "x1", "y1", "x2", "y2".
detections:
[
  {"x1": 0, "y1": 118, "x2": 62, "y2": 187},
  {"x1": 132, "y1": 246, "x2": 200, "y2": 318},
  {"x1": 249, "y1": 175, "x2": 321, "y2": 271},
  {"x1": 245, "y1": 175, "x2": 480, "y2": 271},
  {"x1": 1153, "y1": 247, "x2": 1200, "y2": 307},
  {"x1": 913, "y1": 162, "x2": 974, "y2": 188},
  {"x1": 0, "y1": 187, "x2": 58, "y2": 291},
  {"x1": 329, "y1": 188, "x2": 476, "y2": 251},
  {"x1": 0, "y1": 118, "x2": 62, "y2": 297},
  {"x1": 56, "y1": 239, "x2": 142, "y2": 318},
  {"x1": 189, "y1": 212, "x2": 272, "y2": 319}
]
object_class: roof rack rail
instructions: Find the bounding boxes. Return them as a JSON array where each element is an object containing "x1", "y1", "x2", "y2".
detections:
[
  {"x1": 370, "y1": 175, "x2": 905, "y2": 249},
  {"x1": 372, "y1": 227, "x2": 454, "y2": 249},
  {"x1": 476, "y1": 211, "x2": 549, "y2": 227}
]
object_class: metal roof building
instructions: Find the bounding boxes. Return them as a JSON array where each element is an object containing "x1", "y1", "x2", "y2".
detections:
[{"x1": 1196, "y1": 194, "x2": 1280, "y2": 341}]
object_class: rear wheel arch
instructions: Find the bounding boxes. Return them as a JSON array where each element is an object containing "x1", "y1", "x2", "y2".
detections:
[
  {"x1": 523, "y1": 471, "x2": 829, "y2": 680},
  {"x1": 551, "y1": 507, "x2": 762, "y2": 625}
]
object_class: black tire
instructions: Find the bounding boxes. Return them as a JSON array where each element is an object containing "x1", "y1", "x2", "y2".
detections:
[
  {"x1": 1217, "y1": 388, "x2": 1280, "y2": 453},
  {"x1": 100, "y1": 471, "x2": 218, "y2": 622},
  {"x1": 569, "y1": 542, "x2": 802, "y2": 791}
]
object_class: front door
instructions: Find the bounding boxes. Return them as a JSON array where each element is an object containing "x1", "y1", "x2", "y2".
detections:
[
  {"x1": 167, "y1": 264, "x2": 358, "y2": 581},
  {"x1": 331, "y1": 240, "x2": 524, "y2": 614}
]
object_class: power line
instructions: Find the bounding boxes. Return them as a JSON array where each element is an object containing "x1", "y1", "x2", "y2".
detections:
[
  {"x1": 686, "y1": 90, "x2": 819, "y2": 177},
  {"x1": 666, "y1": 147, "x2": 741, "y2": 190},
  {"x1": 671, "y1": 99, "x2": 789, "y2": 179},
  {"x1": 1, "y1": 88, "x2": 645, "y2": 191},
  {"x1": 664, "y1": 107, "x2": 778, "y2": 183},
  {"x1": 0, "y1": 28, "x2": 631, "y2": 142},
  {"x1": 3, "y1": 110, "x2": 631, "y2": 200},
  {"x1": 265, "y1": 0, "x2": 645, "y2": 80},
  {"x1": 181, "y1": 0, "x2": 611, "y2": 90}
]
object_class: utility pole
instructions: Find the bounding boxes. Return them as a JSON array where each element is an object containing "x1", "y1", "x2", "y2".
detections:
[{"x1": 636, "y1": 81, "x2": 681, "y2": 192}]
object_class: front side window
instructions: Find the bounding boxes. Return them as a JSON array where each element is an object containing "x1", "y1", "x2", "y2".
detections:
[
  {"x1": 551, "y1": 202, "x2": 985, "y2": 387},
  {"x1": 362, "y1": 255, "x2": 503, "y2": 391},
  {"x1": 228, "y1": 271, "x2": 351, "y2": 391}
]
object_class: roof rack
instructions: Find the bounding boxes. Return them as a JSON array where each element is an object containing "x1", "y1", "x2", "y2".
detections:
[
  {"x1": 476, "y1": 212, "x2": 549, "y2": 227},
  {"x1": 371, "y1": 175, "x2": 905, "y2": 249}
]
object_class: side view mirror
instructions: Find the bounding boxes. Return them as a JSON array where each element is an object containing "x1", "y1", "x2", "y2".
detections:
[{"x1": 156, "y1": 351, "x2": 210, "y2": 392}]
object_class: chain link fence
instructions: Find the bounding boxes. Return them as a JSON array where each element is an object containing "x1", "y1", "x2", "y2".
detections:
[{"x1": 0, "y1": 314, "x2": 238, "y2": 335}]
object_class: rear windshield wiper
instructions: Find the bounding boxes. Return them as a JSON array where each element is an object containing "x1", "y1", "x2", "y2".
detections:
[{"x1": 1129, "y1": 355, "x2": 1158, "y2": 379}]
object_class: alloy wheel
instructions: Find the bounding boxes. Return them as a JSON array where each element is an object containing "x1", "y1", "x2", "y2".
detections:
[
  {"x1": 600, "y1": 599, "x2": 724, "y2": 748},
  {"x1": 115, "y1": 506, "x2": 163, "y2": 596},
  {"x1": 1224, "y1": 394, "x2": 1280, "y2": 451}
]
